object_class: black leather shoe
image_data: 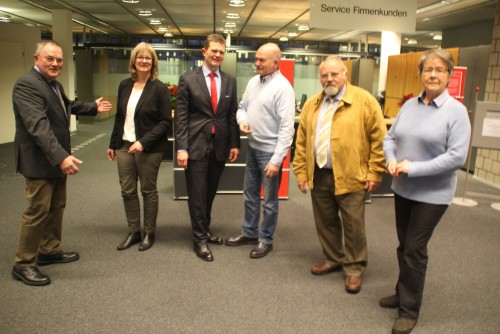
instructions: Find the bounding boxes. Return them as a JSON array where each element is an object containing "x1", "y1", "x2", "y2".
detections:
[
  {"x1": 250, "y1": 242, "x2": 273, "y2": 258},
  {"x1": 117, "y1": 232, "x2": 141, "y2": 251},
  {"x1": 225, "y1": 234, "x2": 258, "y2": 246},
  {"x1": 139, "y1": 232, "x2": 155, "y2": 251},
  {"x1": 193, "y1": 243, "x2": 214, "y2": 262},
  {"x1": 207, "y1": 232, "x2": 223, "y2": 245},
  {"x1": 37, "y1": 251, "x2": 80, "y2": 266},
  {"x1": 12, "y1": 266, "x2": 51, "y2": 286}
]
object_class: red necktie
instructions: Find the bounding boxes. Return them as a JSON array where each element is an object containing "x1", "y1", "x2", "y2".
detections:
[
  {"x1": 209, "y1": 72, "x2": 218, "y2": 133},
  {"x1": 209, "y1": 72, "x2": 218, "y2": 112}
]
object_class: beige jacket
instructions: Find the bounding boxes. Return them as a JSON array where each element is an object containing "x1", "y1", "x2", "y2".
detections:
[{"x1": 293, "y1": 83, "x2": 387, "y2": 195}]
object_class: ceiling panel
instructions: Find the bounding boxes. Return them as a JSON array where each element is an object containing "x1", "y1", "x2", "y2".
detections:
[{"x1": 0, "y1": 0, "x2": 496, "y2": 48}]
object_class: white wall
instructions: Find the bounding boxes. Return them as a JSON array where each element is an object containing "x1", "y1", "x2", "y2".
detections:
[{"x1": 0, "y1": 23, "x2": 40, "y2": 144}]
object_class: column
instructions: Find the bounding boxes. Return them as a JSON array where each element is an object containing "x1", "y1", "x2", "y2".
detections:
[
  {"x1": 378, "y1": 31, "x2": 401, "y2": 93},
  {"x1": 52, "y1": 9, "x2": 77, "y2": 132}
]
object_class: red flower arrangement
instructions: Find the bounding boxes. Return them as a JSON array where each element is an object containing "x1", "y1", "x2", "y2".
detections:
[
  {"x1": 398, "y1": 93, "x2": 414, "y2": 107},
  {"x1": 165, "y1": 82, "x2": 178, "y2": 107}
]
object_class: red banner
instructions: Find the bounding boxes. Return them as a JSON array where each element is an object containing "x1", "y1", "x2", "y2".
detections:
[{"x1": 447, "y1": 66, "x2": 467, "y2": 103}]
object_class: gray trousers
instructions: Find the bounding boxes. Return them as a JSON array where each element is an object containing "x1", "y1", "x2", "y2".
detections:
[{"x1": 116, "y1": 143, "x2": 163, "y2": 234}]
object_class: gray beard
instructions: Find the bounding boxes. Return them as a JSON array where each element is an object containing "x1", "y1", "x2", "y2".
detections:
[{"x1": 324, "y1": 85, "x2": 339, "y2": 96}]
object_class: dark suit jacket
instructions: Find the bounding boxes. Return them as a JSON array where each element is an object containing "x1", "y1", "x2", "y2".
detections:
[
  {"x1": 13, "y1": 68, "x2": 98, "y2": 178},
  {"x1": 174, "y1": 67, "x2": 240, "y2": 161},
  {"x1": 109, "y1": 78, "x2": 172, "y2": 154}
]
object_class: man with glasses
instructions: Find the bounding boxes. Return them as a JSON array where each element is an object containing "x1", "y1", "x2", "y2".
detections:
[
  {"x1": 293, "y1": 55, "x2": 386, "y2": 294},
  {"x1": 11, "y1": 40, "x2": 112, "y2": 286}
]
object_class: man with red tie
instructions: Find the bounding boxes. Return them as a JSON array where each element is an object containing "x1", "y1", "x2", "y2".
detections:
[{"x1": 175, "y1": 34, "x2": 240, "y2": 261}]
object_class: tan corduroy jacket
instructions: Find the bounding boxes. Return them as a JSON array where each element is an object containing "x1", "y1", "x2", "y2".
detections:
[{"x1": 293, "y1": 83, "x2": 387, "y2": 195}]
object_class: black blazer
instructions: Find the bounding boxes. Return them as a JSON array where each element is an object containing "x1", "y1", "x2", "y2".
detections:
[
  {"x1": 13, "y1": 68, "x2": 98, "y2": 178},
  {"x1": 174, "y1": 67, "x2": 240, "y2": 161},
  {"x1": 109, "y1": 78, "x2": 172, "y2": 154}
]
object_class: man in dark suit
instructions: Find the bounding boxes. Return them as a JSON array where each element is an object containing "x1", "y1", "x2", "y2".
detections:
[
  {"x1": 11, "y1": 40, "x2": 112, "y2": 286},
  {"x1": 175, "y1": 34, "x2": 240, "y2": 261}
]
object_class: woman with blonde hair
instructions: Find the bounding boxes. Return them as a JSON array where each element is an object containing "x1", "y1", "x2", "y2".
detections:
[{"x1": 108, "y1": 42, "x2": 171, "y2": 251}]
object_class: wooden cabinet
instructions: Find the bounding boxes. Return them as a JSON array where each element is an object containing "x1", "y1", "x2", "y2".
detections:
[
  {"x1": 385, "y1": 54, "x2": 407, "y2": 100},
  {"x1": 384, "y1": 48, "x2": 460, "y2": 117}
]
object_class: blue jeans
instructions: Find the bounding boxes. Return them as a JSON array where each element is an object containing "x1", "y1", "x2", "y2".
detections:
[{"x1": 241, "y1": 146, "x2": 282, "y2": 244}]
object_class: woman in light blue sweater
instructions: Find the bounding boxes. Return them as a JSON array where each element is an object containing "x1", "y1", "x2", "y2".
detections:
[{"x1": 380, "y1": 49, "x2": 471, "y2": 334}]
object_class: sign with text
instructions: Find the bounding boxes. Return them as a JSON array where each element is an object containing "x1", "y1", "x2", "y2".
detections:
[
  {"x1": 310, "y1": 0, "x2": 417, "y2": 33},
  {"x1": 447, "y1": 66, "x2": 467, "y2": 103}
]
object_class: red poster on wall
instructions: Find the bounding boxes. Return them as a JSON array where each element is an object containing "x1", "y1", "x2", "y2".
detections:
[
  {"x1": 260, "y1": 59, "x2": 294, "y2": 199},
  {"x1": 447, "y1": 66, "x2": 466, "y2": 103}
]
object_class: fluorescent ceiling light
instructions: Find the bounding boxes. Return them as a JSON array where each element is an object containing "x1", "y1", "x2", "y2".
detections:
[
  {"x1": 417, "y1": 0, "x2": 459, "y2": 14},
  {"x1": 226, "y1": 13, "x2": 240, "y2": 19},
  {"x1": 122, "y1": 0, "x2": 139, "y2": 3},
  {"x1": 229, "y1": 0, "x2": 245, "y2": 7},
  {"x1": 164, "y1": 32, "x2": 173, "y2": 37},
  {"x1": 279, "y1": 36, "x2": 288, "y2": 42},
  {"x1": 138, "y1": 10, "x2": 152, "y2": 16},
  {"x1": 150, "y1": 19, "x2": 161, "y2": 25},
  {"x1": 433, "y1": 34, "x2": 442, "y2": 40},
  {"x1": 407, "y1": 39, "x2": 417, "y2": 45},
  {"x1": 225, "y1": 22, "x2": 236, "y2": 28},
  {"x1": 288, "y1": 31, "x2": 298, "y2": 37},
  {"x1": 0, "y1": 15, "x2": 11, "y2": 23},
  {"x1": 298, "y1": 25, "x2": 309, "y2": 31},
  {"x1": 158, "y1": 27, "x2": 168, "y2": 32}
]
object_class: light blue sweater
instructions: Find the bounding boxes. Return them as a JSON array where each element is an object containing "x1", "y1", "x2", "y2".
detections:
[
  {"x1": 383, "y1": 90, "x2": 471, "y2": 205},
  {"x1": 236, "y1": 70, "x2": 296, "y2": 166}
]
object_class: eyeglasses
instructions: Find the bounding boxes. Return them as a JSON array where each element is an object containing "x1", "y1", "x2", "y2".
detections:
[
  {"x1": 37, "y1": 55, "x2": 64, "y2": 64},
  {"x1": 422, "y1": 67, "x2": 448, "y2": 75},
  {"x1": 136, "y1": 56, "x2": 152, "y2": 63}
]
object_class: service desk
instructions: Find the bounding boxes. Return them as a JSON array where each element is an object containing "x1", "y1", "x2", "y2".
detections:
[{"x1": 171, "y1": 135, "x2": 291, "y2": 200}]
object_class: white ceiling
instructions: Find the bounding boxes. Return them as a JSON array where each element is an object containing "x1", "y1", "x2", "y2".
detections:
[{"x1": 0, "y1": 0, "x2": 496, "y2": 48}]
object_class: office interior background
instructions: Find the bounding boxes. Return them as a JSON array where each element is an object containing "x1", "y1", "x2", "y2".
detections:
[
  {"x1": 0, "y1": 0, "x2": 499, "y2": 186},
  {"x1": 0, "y1": 1, "x2": 499, "y2": 333}
]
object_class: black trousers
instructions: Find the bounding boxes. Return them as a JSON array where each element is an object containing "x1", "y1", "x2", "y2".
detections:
[
  {"x1": 185, "y1": 137, "x2": 225, "y2": 244},
  {"x1": 393, "y1": 193, "x2": 448, "y2": 319}
]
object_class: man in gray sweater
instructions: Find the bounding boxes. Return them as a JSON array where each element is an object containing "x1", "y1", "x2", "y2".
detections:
[{"x1": 225, "y1": 43, "x2": 296, "y2": 259}]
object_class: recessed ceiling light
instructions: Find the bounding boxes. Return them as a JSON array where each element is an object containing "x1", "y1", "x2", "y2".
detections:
[
  {"x1": 279, "y1": 36, "x2": 289, "y2": 42},
  {"x1": 122, "y1": 0, "x2": 139, "y2": 3},
  {"x1": 288, "y1": 31, "x2": 298, "y2": 37},
  {"x1": 297, "y1": 25, "x2": 309, "y2": 31},
  {"x1": 223, "y1": 29, "x2": 234, "y2": 34},
  {"x1": 433, "y1": 34, "x2": 442, "y2": 40},
  {"x1": 229, "y1": 0, "x2": 245, "y2": 7},
  {"x1": 226, "y1": 13, "x2": 240, "y2": 19},
  {"x1": 164, "y1": 32, "x2": 173, "y2": 37},
  {"x1": 158, "y1": 27, "x2": 168, "y2": 32},
  {"x1": 0, "y1": 15, "x2": 11, "y2": 23},
  {"x1": 138, "y1": 10, "x2": 152, "y2": 16},
  {"x1": 225, "y1": 22, "x2": 236, "y2": 28},
  {"x1": 407, "y1": 39, "x2": 417, "y2": 45},
  {"x1": 150, "y1": 19, "x2": 161, "y2": 25}
]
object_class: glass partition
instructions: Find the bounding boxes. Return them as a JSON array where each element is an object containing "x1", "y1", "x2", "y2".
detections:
[{"x1": 85, "y1": 46, "x2": 372, "y2": 112}]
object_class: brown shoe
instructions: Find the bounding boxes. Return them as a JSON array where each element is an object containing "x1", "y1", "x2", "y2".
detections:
[
  {"x1": 311, "y1": 261, "x2": 342, "y2": 275},
  {"x1": 345, "y1": 275, "x2": 362, "y2": 294},
  {"x1": 379, "y1": 294, "x2": 399, "y2": 308},
  {"x1": 392, "y1": 317, "x2": 417, "y2": 334}
]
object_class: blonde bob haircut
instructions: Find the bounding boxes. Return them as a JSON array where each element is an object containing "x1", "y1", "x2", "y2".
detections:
[{"x1": 129, "y1": 42, "x2": 158, "y2": 81}]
